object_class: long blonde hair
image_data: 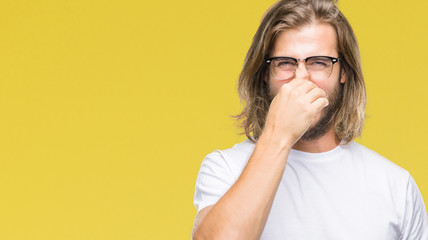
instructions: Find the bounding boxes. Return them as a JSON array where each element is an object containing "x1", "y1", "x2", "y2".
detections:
[{"x1": 235, "y1": 0, "x2": 366, "y2": 144}]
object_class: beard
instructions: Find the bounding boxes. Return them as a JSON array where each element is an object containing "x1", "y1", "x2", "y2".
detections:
[
  {"x1": 299, "y1": 82, "x2": 343, "y2": 141},
  {"x1": 268, "y1": 80, "x2": 343, "y2": 142}
]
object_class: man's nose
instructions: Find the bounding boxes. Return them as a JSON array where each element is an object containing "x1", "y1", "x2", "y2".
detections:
[{"x1": 295, "y1": 61, "x2": 309, "y2": 79}]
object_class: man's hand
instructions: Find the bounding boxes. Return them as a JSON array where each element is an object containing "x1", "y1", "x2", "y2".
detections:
[{"x1": 263, "y1": 78, "x2": 329, "y2": 145}]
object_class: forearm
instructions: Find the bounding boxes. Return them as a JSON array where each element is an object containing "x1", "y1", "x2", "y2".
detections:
[{"x1": 193, "y1": 131, "x2": 292, "y2": 240}]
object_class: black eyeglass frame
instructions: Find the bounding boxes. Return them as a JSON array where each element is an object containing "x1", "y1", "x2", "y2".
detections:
[{"x1": 265, "y1": 56, "x2": 341, "y2": 65}]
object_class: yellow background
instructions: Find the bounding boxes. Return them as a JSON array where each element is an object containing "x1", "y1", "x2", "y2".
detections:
[{"x1": 0, "y1": 0, "x2": 427, "y2": 239}]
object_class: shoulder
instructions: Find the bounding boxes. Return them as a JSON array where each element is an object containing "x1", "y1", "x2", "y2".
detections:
[
  {"x1": 345, "y1": 141, "x2": 409, "y2": 178},
  {"x1": 343, "y1": 142, "x2": 428, "y2": 237},
  {"x1": 201, "y1": 139, "x2": 255, "y2": 176},
  {"x1": 343, "y1": 141, "x2": 411, "y2": 204},
  {"x1": 193, "y1": 139, "x2": 256, "y2": 212},
  {"x1": 219, "y1": 139, "x2": 255, "y2": 164}
]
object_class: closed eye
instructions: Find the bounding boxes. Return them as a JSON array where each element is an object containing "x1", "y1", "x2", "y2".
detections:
[
  {"x1": 308, "y1": 58, "x2": 330, "y2": 69},
  {"x1": 275, "y1": 59, "x2": 296, "y2": 69},
  {"x1": 312, "y1": 61, "x2": 328, "y2": 67}
]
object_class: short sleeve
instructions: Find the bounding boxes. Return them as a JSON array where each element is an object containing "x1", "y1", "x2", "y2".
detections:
[
  {"x1": 401, "y1": 175, "x2": 428, "y2": 240},
  {"x1": 193, "y1": 150, "x2": 236, "y2": 213}
]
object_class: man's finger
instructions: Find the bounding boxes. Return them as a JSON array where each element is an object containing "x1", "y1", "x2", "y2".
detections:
[
  {"x1": 303, "y1": 87, "x2": 326, "y2": 103},
  {"x1": 311, "y1": 97, "x2": 329, "y2": 113}
]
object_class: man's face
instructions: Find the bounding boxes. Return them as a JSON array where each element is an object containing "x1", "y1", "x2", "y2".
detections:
[{"x1": 268, "y1": 23, "x2": 345, "y2": 141}]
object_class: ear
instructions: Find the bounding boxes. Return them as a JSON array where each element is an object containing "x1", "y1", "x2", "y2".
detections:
[
  {"x1": 339, "y1": 66, "x2": 346, "y2": 84},
  {"x1": 340, "y1": 73, "x2": 346, "y2": 84},
  {"x1": 264, "y1": 71, "x2": 270, "y2": 83}
]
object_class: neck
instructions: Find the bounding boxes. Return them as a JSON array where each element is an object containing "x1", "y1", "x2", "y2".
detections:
[{"x1": 292, "y1": 127, "x2": 340, "y2": 153}]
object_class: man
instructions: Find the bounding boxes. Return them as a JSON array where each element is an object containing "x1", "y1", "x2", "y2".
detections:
[{"x1": 192, "y1": 0, "x2": 428, "y2": 239}]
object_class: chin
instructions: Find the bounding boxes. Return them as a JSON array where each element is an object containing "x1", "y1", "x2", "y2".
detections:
[
  {"x1": 309, "y1": 111, "x2": 323, "y2": 128},
  {"x1": 300, "y1": 108, "x2": 334, "y2": 142}
]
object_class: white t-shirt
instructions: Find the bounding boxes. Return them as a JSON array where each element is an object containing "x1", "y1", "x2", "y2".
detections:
[{"x1": 194, "y1": 140, "x2": 428, "y2": 239}]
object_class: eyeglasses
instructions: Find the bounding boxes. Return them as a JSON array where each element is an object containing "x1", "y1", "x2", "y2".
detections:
[{"x1": 265, "y1": 56, "x2": 340, "y2": 80}]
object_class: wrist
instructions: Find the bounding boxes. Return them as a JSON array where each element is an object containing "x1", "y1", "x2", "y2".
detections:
[{"x1": 258, "y1": 128, "x2": 294, "y2": 152}]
